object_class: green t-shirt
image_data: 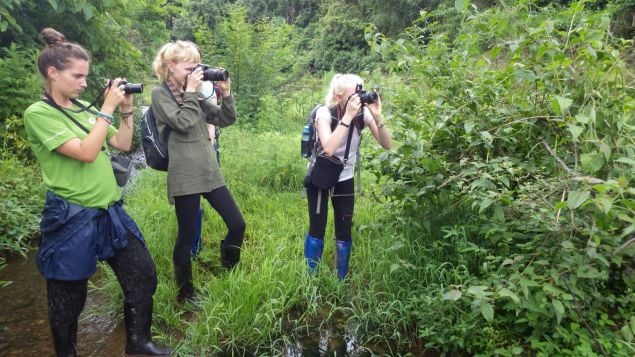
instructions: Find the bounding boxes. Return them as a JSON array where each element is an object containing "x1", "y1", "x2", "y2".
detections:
[{"x1": 24, "y1": 101, "x2": 121, "y2": 209}]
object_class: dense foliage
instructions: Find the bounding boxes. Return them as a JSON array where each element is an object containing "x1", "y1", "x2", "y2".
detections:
[
  {"x1": 0, "y1": 0, "x2": 634, "y2": 354},
  {"x1": 363, "y1": 0, "x2": 635, "y2": 354}
]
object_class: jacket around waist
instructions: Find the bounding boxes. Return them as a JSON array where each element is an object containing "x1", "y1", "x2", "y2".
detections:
[{"x1": 37, "y1": 191, "x2": 146, "y2": 280}]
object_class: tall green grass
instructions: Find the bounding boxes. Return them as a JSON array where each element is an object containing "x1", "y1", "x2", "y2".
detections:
[{"x1": 97, "y1": 125, "x2": 418, "y2": 355}]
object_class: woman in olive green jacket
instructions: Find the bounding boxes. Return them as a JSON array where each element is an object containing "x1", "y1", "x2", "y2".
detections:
[{"x1": 151, "y1": 41, "x2": 245, "y2": 304}]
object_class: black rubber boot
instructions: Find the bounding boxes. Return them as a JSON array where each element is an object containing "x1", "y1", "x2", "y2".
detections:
[
  {"x1": 175, "y1": 263, "x2": 195, "y2": 304},
  {"x1": 124, "y1": 300, "x2": 172, "y2": 355},
  {"x1": 51, "y1": 322, "x2": 78, "y2": 357},
  {"x1": 220, "y1": 239, "x2": 241, "y2": 270}
]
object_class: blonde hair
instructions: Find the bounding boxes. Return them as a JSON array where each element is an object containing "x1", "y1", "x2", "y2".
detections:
[
  {"x1": 152, "y1": 41, "x2": 201, "y2": 81},
  {"x1": 324, "y1": 73, "x2": 363, "y2": 107}
]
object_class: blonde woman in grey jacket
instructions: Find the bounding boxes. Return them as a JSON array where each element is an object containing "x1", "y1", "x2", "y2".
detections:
[{"x1": 151, "y1": 41, "x2": 245, "y2": 304}]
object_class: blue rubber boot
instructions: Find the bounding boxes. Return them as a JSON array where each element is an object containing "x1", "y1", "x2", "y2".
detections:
[
  {"x1": 336, "y1": 239, "x2": 352, "y2": 280},
  {"x1": 304, "y1": 234, "x2": 324, "y2": 274}
]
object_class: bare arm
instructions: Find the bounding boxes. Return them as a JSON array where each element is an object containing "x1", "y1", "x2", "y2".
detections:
[
  {"x1": 108, "y1": 92, "x2": 135, "y2": 152},
  {"x1": 365, "y1": 96, "x2": 392, "y2": 150},
  {"x1": 317, "y1": 96, "x2": 361, "y2": 156},
  {"x1": 56, "y1": 79, "x2": 127, "y2": 162}
]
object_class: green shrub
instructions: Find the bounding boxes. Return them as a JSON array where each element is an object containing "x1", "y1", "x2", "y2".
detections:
[
  {"x1": 363, "y1": 0, "x2": 635, "y2": 354},
  {"x1": 0, "y1": 44, "x2": 41, "y2": 161},
  {"x1": 0, "y1": 157, "x2": 45, "y2": 258}
]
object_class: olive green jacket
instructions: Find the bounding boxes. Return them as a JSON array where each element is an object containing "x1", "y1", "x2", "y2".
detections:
[{"x1": 151, "y1": 85, "x2": 236, "y2": 198}]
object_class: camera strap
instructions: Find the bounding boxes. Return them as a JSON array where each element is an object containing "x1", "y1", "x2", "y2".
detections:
[{"x1": 41, "y1": 94, "x2": 106, "y2": 152}]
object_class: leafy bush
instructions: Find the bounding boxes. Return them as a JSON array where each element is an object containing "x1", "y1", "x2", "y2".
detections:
[
  {"x1": 0, "y1": 44, "x2": 41, "y2": 161},
  {"x1": 0, "y1": 157, "x2": 45, "y2": 258},
  {"x1": 365, "y1": 0, "x2": 635, "y2": 354}
]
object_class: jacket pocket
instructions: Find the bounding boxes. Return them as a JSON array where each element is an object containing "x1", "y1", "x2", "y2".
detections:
[{"x1": 37, "y1": 218, "x2": 98, "y2": 280}]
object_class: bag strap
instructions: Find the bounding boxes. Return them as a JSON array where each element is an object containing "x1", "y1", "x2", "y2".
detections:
[
  {"x1": 41, "y1": 95, "x2": 107, "y2": 152},
  {"x1": 335, "y1": 105, "x2": 355, "y2": 165},
  {"x1": 161, "y1": 81, "x2": 179, "y2": 103}
]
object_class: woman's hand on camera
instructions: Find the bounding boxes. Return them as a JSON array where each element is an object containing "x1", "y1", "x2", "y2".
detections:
[
  {"x1": 367, "y1": 93, "x2": 382, "y2": 117},
  {"x1": 343, "y1": 94, "x2": 361, "y2": 124},
  {"x1": 186, "y1": 68, "x2": 204, "y2": 93},
  {"x1": 215, "y1": 70, "x2": 231, "y2": 97},
  {"x1": 102, "y1": 78, "x2": 127, "y2": 115},
  {"x1": 117, "y1": 78, "x2": 134, "y2": 112}
]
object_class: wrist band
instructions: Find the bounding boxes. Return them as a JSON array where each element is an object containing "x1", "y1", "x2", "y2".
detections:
[
  {"x1": 97, "y1": 111, "x2": 114, "y2": 120},
  {"x1": 97, "y1": 115, "x2": 112, "y2": 125},
  {"x1": 97, "y1": 112, "x2": 113, "y2": 124},
  {"x1": 120, "y1": 111, "x2": 133, "y2": 117},
  {"x1": 340, "y1": 122, "x2": 350, "y2": 128},
  {"x1": 377, "y1": 123, "x2": 385, "y2": 129}
]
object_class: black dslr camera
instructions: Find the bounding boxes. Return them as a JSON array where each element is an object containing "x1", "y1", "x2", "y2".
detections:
[
  {"x1": 355, "y1": 84, "x2": 378, "y2": 104},
  {"x1": 194, "y1": 64, "x2": 229, "y2": 81},
  {"x1": 108, "y1": 80, "x2": 144, "y2": 94}
]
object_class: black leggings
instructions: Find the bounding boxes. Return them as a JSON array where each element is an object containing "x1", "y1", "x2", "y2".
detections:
[
  {"x1": 306, "y1": 178, "x2": 355, "y2": 241},
  {"x1": 47, "y1": 235, "x2": 157, "y2": 331},
  {"x1": 173, "y1": 186, "x2": 245, "y2": 269}
]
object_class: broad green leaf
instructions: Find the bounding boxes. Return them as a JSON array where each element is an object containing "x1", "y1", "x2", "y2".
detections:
[
  {"x1": 567, "y1": 190, "x2": 590, "y2": 209},
  {"x1": 575, "y1": 113, "x2": 590, "y2": 124},
  {"x1": 464, "y1": 122, "x2": 475, "y2": 134},
  {"x1": 621, "y1": 325, "x2": 633, "y2": 342},
  {"x1": 455, "y1": 0, "x2": 468, "y2": 12},
  {"x1": 543, "y1": 283, "x2": 566, "y2": 296},
  {"x1": 47, "y1": 0, "x2": 58, "y2": 11},
  {"x1": 467, "y1": 285, "x2": 490, "y2": 299},
  {"x1": 554, "y1": 95, "x2": 573, "y2": 114},
  {"x1": 480, "y1": 302, "x2": 494, "y2": 321},
  {"x1": 515, "y1": 69, "x2": 537, "y2": 82},
  {"x1": 82, "y1": 4, "x2": 95, "y2": 19},
  {"x1": 580, "y1": 152, "x2": 605, "y2": 173},
  {"x1": 577, "y1": 265, "x2": 601, "y2": 279},
  {"x1": 443, "y1": 289, "x2": 462, "y2": 301},
  {"x1": 596, "y1": 147, "x2": 610, "y2": 164},
  {"x1": 480, "y1": 131, "x2": 493, "y2": 145},
  {"x1": 498, "y1": 288, "x2": 520, "y2": 304},
  {"x1": 615, "y1": 157, "x2": 635, "y2": 167},
  {"x1": 594, "y1": 195, "x2": 612, "y2": 214},
  {"x1": 561, "y1": 241, "x2": 574, "y2": 249},
  {"x1": 390, "y1": 264, "x2": 400, "y2": 273},
  {"x1": 567, "y1": 124, "x2": 584, "y2": 142},
  {"x1": 470, "y1": 178, "x2": 495, "y2": 190},
  {"x1": 552, "y1": 299, "x2": 565, "y2": 324},
  {"x1": 479, "y1": 197, "x2": 494, "y2": 213}
]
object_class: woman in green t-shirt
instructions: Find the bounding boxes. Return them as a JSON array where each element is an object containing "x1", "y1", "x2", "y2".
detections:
[{"x1": 23, "y1": 28, "x2": 170, "y2": 356}]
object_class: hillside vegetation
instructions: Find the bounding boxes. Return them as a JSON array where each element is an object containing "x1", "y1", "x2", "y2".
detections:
[{"x1": 1, "y1": 0, "x2": 634, "y2": 354}]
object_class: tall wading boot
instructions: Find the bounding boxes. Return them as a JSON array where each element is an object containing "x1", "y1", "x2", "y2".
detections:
[
  {"x1": 174, "y1": 263, "x2": 195, "y2": 304},
  {"x1": 304, "y1": 234, "x2": 324, "y2": 274},
  {"x1": 220, "y1": 239, "x2": 241, "y2": 270},
  {"x1": 124, "y1": 300, "x2": 172, "y2": 355},
  {"x1": 50, "y1": 321, "x2": 78, "y2": 357},
  {"x1": 335, "y1": 239, "x2": 352, "y2": 280}
]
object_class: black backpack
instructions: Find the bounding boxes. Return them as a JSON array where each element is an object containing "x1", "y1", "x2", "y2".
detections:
[
  {"x1": 301, "y1": 105, "x2": 365, "y2": 159},
  {"x1": 140, "y1": 106, "x2": 169, "y2": 171},
  {"x1": 140, "y1": 83, "x2": 176, "y2": 171},
  {"x1": 301, "y1": 105, "x2": 340, "y2": 159}
]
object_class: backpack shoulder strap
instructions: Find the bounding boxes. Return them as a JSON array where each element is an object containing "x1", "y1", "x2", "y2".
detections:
[{"x1": 328, "y1": 105, "x2": 339, "y2": 131}]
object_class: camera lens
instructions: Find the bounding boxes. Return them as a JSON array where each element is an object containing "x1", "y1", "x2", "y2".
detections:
[
  {"x1": 123, "y1": 83, "x2": 144, "y2": 94},
  {"x1": 202, "y1": 68, "x2": 229, "y2": 81},
  {"x1": 359, "y1": 91, "x2": 378, "y2": 104}
]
